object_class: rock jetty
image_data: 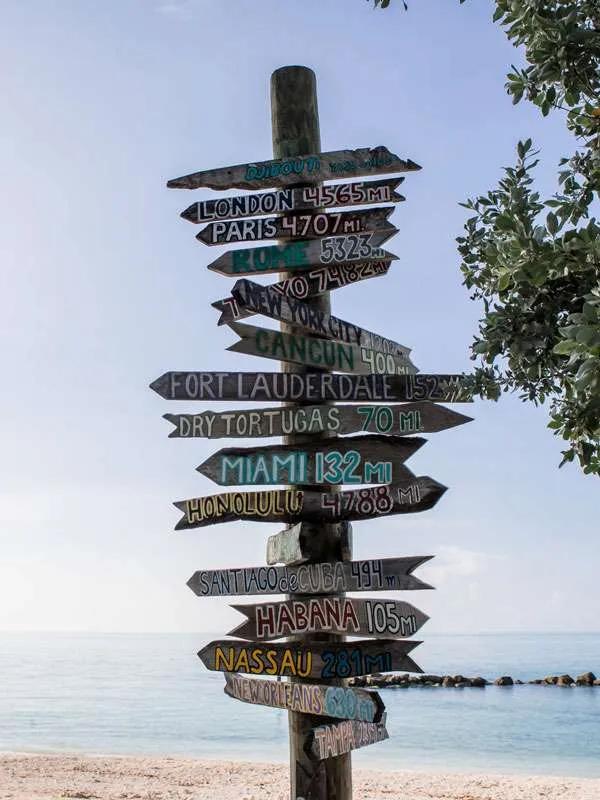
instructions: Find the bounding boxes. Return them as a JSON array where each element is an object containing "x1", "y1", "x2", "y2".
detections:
[{"x1": 348, "y1": 670, "x2": 599, "y2": 688}]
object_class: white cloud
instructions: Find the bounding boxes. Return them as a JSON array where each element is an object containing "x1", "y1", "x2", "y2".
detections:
[{"x1": 420, "y1": 545, "x2": 499, "y2": 587}]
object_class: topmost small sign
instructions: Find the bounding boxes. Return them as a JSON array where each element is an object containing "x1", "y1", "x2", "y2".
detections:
[{"x1": 167, "y1": 146, "x2": 421, "y2": 191}]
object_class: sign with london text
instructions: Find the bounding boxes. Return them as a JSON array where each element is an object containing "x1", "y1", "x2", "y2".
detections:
[
  {"x1": 213, "y1": 261, "x2": 391, "y2": 326},
  {"x1": 197, "y1": 638, "x2": 422, "y2": 680},
  {"x1": 186, "y1": 555, "x2": 433, "y2": 598},
  {"x1": 223, "y1": 673, "x2": 385, "y2": 724},
  {"x1": 182, "y1": 177, "x2": 405, "y2": 224},
  {"x1": 174, "y1": 477, "x2": 446, "y2": 529},
  {"x1": 150, "y1": 372, "x2": 471, "y2": 404},
  {"x1": 196, "y1": 207, "x2": 393, "y2": 246},
  {"x1": 232, "y1": 279, "x2": 410, "y2": 357},
  {"x1": 227, "y1": 322, "x2": 418, "y2": 375},
  {"x1": 167, "y1": 146, "x2": 421, "y2": 191},
  {"x1": 310, "y1": 720, "x2": 389, "y2": 761},
  {"x1": 208, "y1": 230, "x2": 397, "y2": 278},
  {"x1": 196, "y1": 434, "x2": 424, "y2": 487},
  {"x1": 228, "y1": 597, "x2": 429, "y2": 641},
  {"x1": 164, "y1": 402, "x2": 472, "y2": 439}
]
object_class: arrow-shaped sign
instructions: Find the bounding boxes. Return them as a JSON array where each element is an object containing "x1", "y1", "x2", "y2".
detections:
[
  {"x1": 167, "y1": 146, "x2": 421, "y2": 190},
  {"x1": 187, "y1": 555, "x2": 433, "y2": 598},
  {"x1": 227, "y1": 321, "x2": 418, "y2": 375},
  {"x1": 197, "y1": 638, "x2": 422, "y2": 680},
  {"x1": 150, "y1": 372, "x2": 471, "y2": 403},
  {"x1": 228, "y1": 597, "x2": 430, "y2": 641},
  {"x1": 196, "y1": 207, "x2": 393, "y2": 246},
  {"x1": 164, "y1": 402, "x2": 473, "y2": 439},
  {"x1": 197, "y1": 434, "x2": 424, "y2": 487},
  {"x1": 223, "y1": 673, "x2": 385, "y2": 724},
  {"x1": 309, "y1": 720, "x2": 389, "y2": 761},
  {"x1": 182, "y1": 177, "x2": 405, "y2": 224},
  {"x1": 213, "y1": 260, "x2": 391, "y2": 326},
  {"x1": 232, "y1": 279, "x2": 410, "y2": 357},
  {"x1": 206, "y1": 230, "x2": 397, "y2": 277}
]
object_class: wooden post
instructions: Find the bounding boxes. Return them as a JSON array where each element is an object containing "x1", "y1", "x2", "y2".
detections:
[{"x1": 271, "y1": 65, "x2": 353, "y2": 800}]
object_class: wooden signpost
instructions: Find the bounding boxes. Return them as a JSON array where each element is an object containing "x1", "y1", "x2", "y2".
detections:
[
  {"x1": 182, "y1": 177, "x2": 405, "y2": 224},
  {"x1": 213, "y1": 260, "x2": 392, "y2": 326},
  {"x1": 231, "y1": 278, "x2": 411, "y2": 356},
  {"x1": 223, "y1": 673, "x2": 385, "y2": 724},
  {"x1": 167, "y1": 145, "x2": 420, "y2": 191},
  {"x1": 152, "y1": 64, "x2": 476, "y2": 799},
  {"x1": 164, "y1": 402, "x2": 472, "y2": 439},
  {"x1": 196, "y1": 434, "x2": 425, "y2": 487},
  {"x1": 227, "y1": 321, "x2": 418, "y2": 375},
  {"x1": 174, "y1": 476, "x2": 446, "y2": 529},
  {"x1": 197, "y1": 638, "x2": 422, "y2": 680},
  {"x1": 186, "y1": 555, "x2": 433, "y2": 598},
  {"x1": 228, "y1": 597, "x2": 429, "y2": 641},
  {"x1": 196, "y1": 207, "x2": 393, "y2": 246},
  {"x1": 150, "y1": 371, "x2": 470, "y2": 403},
  {"x1": 206, "y1": 230, "x2": 397, "y2": 277}
]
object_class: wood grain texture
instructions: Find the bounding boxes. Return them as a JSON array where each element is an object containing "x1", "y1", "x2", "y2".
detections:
[
  {"x1": 213, "y1": 261, "x2": 391, "y2": 326},
  {"x1": 181, "y1": 178, "x2": 405, "y2": 223},
  {"x1": 174, "y1": 477, "x2": 446, "y2": 529},
  {"x1": 186, "y1": 555, "x2": 434, "y2": 598},
  {"x1": 167, "y1": 146, "x2": 421, "y2": 190},
  {"x1": 197, "y1": 638, "x2": 422, "y2": 680},
  {"x1": 265, "y1": 522, "x2": 352, "y2": 566},
  {"x1": 227, "y1": 321, "x2": 418, "y2": 375},
  {"x1": 228, "y1": 597, "x2": 430, "y2": 641},
  {"x1": 163, "y1": 402, "x2": 473, "y2": 439},
  {"x1": 206, "y1": 229, "x2": 397, "y2": 277},
  {"x1": 309, "y1": 720, "x2": 389, "y2": 760},
  {"x1": 223, "y1": 673, "x2": 385, "y2": 723}
]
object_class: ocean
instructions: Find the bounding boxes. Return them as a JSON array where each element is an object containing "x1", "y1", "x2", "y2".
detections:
[{"x1": 1, "y1": 632, "x2": 599, "y2": 777}]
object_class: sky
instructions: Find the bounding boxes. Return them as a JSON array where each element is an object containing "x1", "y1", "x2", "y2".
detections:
[{"x1": 1, "y1": 0, "x2": 597, "y2": 636}]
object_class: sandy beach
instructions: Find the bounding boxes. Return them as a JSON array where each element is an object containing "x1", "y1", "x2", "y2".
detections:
[{"x1": 1, "y1": 753, "x2": 599, "y2": 800}]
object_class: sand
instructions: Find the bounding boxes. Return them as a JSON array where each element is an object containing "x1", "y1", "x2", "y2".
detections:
[{"x1": 1, "y1": 753, "x2": 599, "y2": 800}]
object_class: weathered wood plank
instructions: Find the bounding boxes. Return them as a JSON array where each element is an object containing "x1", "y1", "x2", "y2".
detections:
[
  {"x1": 197, "y1": 207, "x2": 393, "y2": 246},
  {"x1": 227, "y1": 322, "x2": 418, "y2": 375},
  {"x1": 186, "y1": 555, "x2": 433, "y2": 598},
  {"x1": 223, "y1": 673, "x2": 385, "y2": 723},
  {"x1": 182, "y1": 178, "x2": 405, "y2": 224},
  {"x1": 150, "y1": 372, "x2": 472, "y2": 403},
  {"x1": 309, "y1": 720, "x2": 389, "y2": 761},
  {"x1": 175, "y1": 477, "x2": 446, "y2": 529},
  {"x1": 164, "y1": 403, "x2": 473, "y2": 439},
  {"x1": 167, "y1": 146, "x2": 421, "y2": 191},
  {"x1": 196, "y1": 434, "x2": 424, "y2": 486},
  {"x1": 197, "y1": 638, "x2": 422, "y2": 680},
  {"x1": 213, "y1": 261, "x2": 391, "y2": 326},
  {"x1": 228, "y1": 597, "x2": 430, "y2": 641},
  {"x1": 266, "y1": 522, "x2": 352, "y2": 566},
  {"x1": 232, "y1": 279, "x2": 411, "y2": 357},
  {"x1": 207, "y1": 230, "x2": 397, "y2": 277}
]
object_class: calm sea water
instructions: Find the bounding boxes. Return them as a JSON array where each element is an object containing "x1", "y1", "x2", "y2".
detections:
[{"x1": 1, "y1": 632, "x2": 599, "y2": 777}]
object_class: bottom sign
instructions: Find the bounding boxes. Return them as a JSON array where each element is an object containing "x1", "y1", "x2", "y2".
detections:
[
  {"x1": 223, "y1": 673, "x2": 384, "y2": 723},
  {"x1": 310, "y1": 719, "x2": 389, "y2": 760}
]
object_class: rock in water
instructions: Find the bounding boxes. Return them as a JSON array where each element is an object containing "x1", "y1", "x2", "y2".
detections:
[
  {"x1": 494, "y1": 676, "x2": 514, "y2": 686},
  {"x1": 576, "y1": 672, "x2": 596, "y2": 686},
  {"x1": 557, "y1": 675, "x2": 574, "y2": 686}
]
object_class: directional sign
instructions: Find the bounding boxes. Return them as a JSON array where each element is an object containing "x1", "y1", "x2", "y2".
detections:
[
  {"x1": 227, "y1": 322, "x2": 418, "y2": 375},
  {"x1": 197, "y1": 434, "x2": 424, "y2": 487},
  {"x1": 197, "y1": 638, "x2": 422, "y2": 680},
  {"x1": 164, "y1": 402, "x2": 472, "y2": 439},
  {"x1": 213, "y1": 261, "x2": 391, "y2": 326},
  {"x1": 175, "y1": 477, "x2": 446, "y2": 529},
  {"x1": 167, "y1": 146, "x2": 421, "y2": 191},
  {"x1": 223, "y1": 673, "x2": 385, "y2": 724},
  {"x1": 228, "y1": 597, "x2": 430, "y2": 641},
  {"x1": 150, "y1": 372, "x2": 471, "y2": 403},
  {"x1": 309, "y1": 720, "x2": 389, "y2": 761},
  {"x1": 186, "y1": 555, "x2": 433, "y2": 598},
  {"x1": 207, "y1": 230, "x2": 397, "y2": 277},
  {"x1": 232, "y1": 279, "x2": 410, "y2": 357},
  {"x1": 182, "y1": 178, "x2": 405, "y2": 224},
  {"x1": 266, "y1": 522, "x2": 352, "y2": 566}
]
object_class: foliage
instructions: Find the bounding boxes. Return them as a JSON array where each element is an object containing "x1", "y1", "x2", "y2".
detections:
[{"x1": 372, "y1": 0, "x2": 600, "y2": 475}]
